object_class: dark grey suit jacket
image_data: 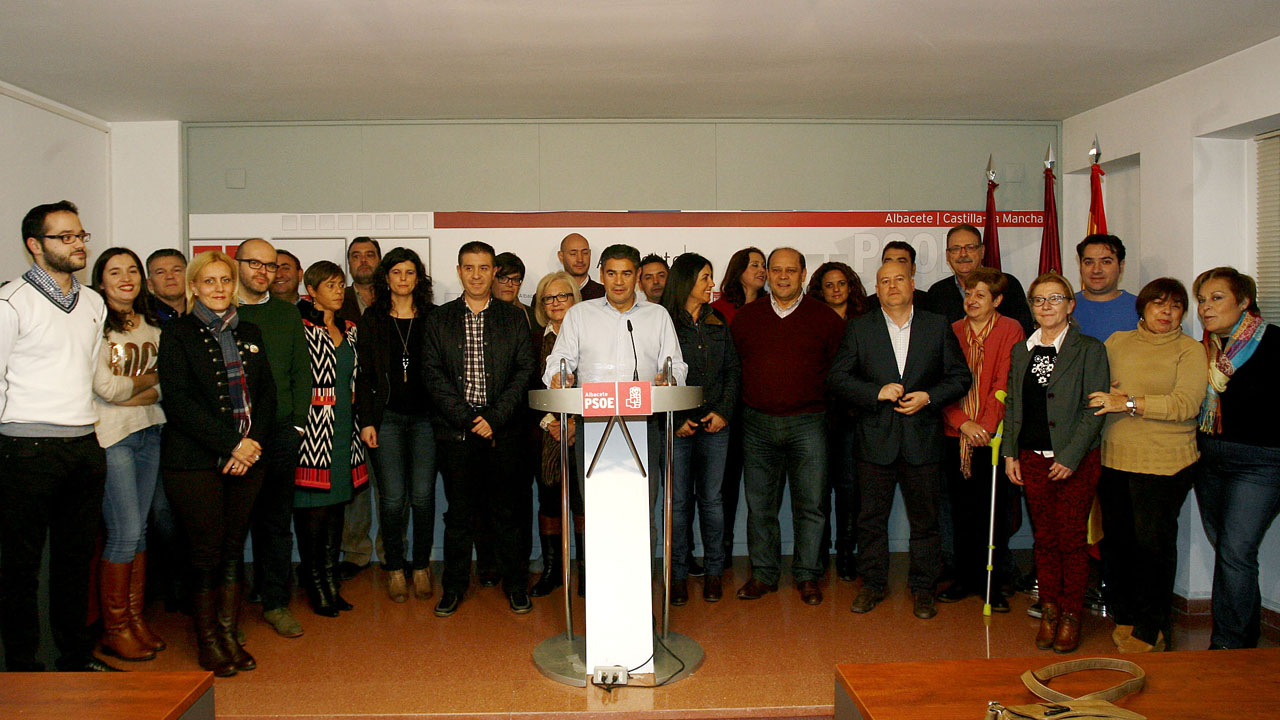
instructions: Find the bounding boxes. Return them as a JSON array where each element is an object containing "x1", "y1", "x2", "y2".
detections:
[
  {"x1": 1001, "y1": 324, "x2": 1110, "y2": 471},
  {"x1": 827, "y1": 307, "x2": 970, "y2": 466}
]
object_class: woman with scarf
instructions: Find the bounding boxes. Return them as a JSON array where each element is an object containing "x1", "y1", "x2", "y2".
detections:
[
  {"x1": 159, "y1": 250, "x2": 275, "y2": 677},
  {"x1": 296, "y1": 261, "x2": 368, "y2": 618},
  {"x1": 938, "y1": 268, "x2": 1024, "y2": 611},
  {"x1": 1002, "y1": 272, "x2": 1109, "y2": 654},
  {"x1": 1191, "y1": 267, "x2": 1280, "y2": 649},
  {"x1": 1088, "y1": 277, "x2": 1206, "y2": 653}
]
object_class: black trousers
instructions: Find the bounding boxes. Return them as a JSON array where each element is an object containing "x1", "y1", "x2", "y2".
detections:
[
  {"x1": 0, "y1": 434, "x2": 106, "y2": 667},
  {"x1": 249, "y1": 424, "x2": 302, "y2": 611},
  {"x1": 857, "y1": 457, "x2": 942, "y2": 593},
  {"x1": 942, "y1": 437, "x2": 1013, "y2": 589},
  {"x1": 438, "y1": 433, "x2": 530, "y2": 595},
  {"x1": 164, "y1": 465, "x2": 265, "y2": 573},
  {"x1": 1098, "y1": 465, "x2": 1194, "y2": 644}
]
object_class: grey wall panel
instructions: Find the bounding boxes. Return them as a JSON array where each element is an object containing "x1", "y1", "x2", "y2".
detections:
[
  {"x1": 187, "y1": 125, "x2": 364, "y2": 213},
  {"x1": 360, "y1": 124, "x2": 541, "y2": 211},
  {"x1": 885, "y1": 124, "x2": 1058, "y2": 211},
  {"x1": 715, "y1": 123, "x2": 894, "y2": 210},
  {"x1": 537, "y1": 123, "x2": 718, "y2": 210}
]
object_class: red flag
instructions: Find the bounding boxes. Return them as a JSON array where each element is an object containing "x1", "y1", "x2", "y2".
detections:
[
  {"x1": 982, "y1": 178, "x2": 1001, "y2": 269},
  {"x1": 1038, "y1": 166, "x2": 1061, "y2": 274},
  {"x1": 1087, "y1": 163, "x2": 1107, "y2": 235}
]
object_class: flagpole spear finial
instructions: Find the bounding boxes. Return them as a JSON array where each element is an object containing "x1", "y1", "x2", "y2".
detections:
[
  {"x1": 1089, "y1": 136, "x2": 1101, "y2": 165},
  {"x1": 986, "y1": 154, "x2": 997, "y2": 182},
  {"x1": 1045, "y1": 144, "x2": 1055, "y2": 170}
]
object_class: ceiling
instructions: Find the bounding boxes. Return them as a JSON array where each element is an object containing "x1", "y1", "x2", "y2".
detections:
[{"x1": 4, "y1": 1, "x2": 1280, "y2": 123}]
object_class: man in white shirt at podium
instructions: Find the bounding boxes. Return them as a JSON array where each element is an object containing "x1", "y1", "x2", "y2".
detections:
[{"x1": 543, "y1": 244, "x2": 688, "y2": 552}]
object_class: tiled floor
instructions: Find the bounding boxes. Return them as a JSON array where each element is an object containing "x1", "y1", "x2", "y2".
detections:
[{"x1": 123, "y1": 555, "x2": 1237, "y2": 719}]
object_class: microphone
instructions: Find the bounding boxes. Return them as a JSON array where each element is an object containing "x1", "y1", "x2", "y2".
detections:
[{"x1": 626, "y1": 320, "x2": 639, "y2": 381}]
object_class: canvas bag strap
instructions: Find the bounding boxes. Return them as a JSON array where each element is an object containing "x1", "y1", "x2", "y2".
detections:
[{"x1": 1020, "y1": 658, "x2": 1146, "y2": 703}]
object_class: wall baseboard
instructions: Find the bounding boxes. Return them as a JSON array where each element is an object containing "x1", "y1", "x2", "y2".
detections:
[{"x1": 1173, "y1": 593, "x2": 1280, "y2": 643}]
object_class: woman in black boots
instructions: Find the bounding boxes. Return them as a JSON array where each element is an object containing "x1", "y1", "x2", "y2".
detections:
[
  {"x1": 159, "y1": 251, "x2": 275, "y2": 677},
  {"x1": 295, "y1": 261, "x2": 369, "y2": 618}
]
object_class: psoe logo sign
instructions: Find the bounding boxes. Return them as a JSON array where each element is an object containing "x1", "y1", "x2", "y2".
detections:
[{"x1": 581, "y1": 383, "x2": 617, "y2": 417}]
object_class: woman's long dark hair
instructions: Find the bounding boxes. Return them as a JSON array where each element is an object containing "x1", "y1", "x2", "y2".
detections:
[
  {"x1": 662, "y1": 253, "x2": 713, "y2": 321},
  {"x1": 806, "y1": 261, "x2": 869, "y2": 318},
  {"x1": 372, "y1": 247, "x2": 434, "y2": 316},
  {"x1": 91, "y1": 246, "x2": 159, "y2": 335},
  {"x1": 718, "y1": 246, "x2": 766, "y2": 308}
]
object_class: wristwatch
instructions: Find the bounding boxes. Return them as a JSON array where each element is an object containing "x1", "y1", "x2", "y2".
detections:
[
  {"x1": 1125, "y1": 396, "x2": 1137, "y2": 416},
  {"x1": 539, "y1": 413, "x2": 555, "y2": 431}
]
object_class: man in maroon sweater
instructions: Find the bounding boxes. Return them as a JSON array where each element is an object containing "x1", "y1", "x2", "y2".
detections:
[{"x1": 730, "y1": 247, "x2": 845, "y2": 606}]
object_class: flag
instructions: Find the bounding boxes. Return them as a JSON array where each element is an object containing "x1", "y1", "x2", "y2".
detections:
[
  {"x1": 982, "y1": 177, "x2": 1001, "y2": 269},
  {"x1": 1087, "y1": 163, "x2": 1107, "y2": 235},
  {"x1": 1038, "y1": 165, "x2": 1061, "y2": 274}
]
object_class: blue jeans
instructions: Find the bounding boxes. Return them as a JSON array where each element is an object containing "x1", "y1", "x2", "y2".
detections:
[
  {"x1": 369, "y1": 409, "x2": 437, "y2": 572},
  {"x1": 742, "y1": 409, "x2": 828, "y2": 585},
  {"x1": 102, "y1": 425, "x2": 162, "y2": 563},
  {"x1": 672, "y1": 428, "x2": 729, "y2": 580},
  {"x1": 1195, "y1": 436, "x2": 1280, "y2": 648}
]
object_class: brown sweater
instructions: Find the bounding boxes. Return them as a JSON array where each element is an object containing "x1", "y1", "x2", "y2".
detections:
[
  {"x1": 730, "y1": 295, "x2": 844, "y2": 416},
  {"x1": 1100, "y1": 325, "x2": 1208, "y2": 475}
]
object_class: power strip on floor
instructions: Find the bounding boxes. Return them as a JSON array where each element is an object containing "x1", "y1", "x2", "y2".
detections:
[{"x1": 592, "y1": 665, "x2": 629, "y2": 687}]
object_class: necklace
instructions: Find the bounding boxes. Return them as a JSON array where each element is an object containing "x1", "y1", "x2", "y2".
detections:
[{"x1": 392, "y1": 312, "x2": 415, "y2": 382}]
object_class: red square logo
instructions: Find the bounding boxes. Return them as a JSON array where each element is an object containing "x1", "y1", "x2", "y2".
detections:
[
  {"x1": 616, "y1": 381, "x2": 652, "y2": 416},
  {"x1": 581, "y1": 383, "x2": 618, "y2": 417}
]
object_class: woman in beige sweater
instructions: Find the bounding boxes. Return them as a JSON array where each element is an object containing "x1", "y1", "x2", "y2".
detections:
[{"x1": 1088, "y1": 278, "x2": 1207, "y2": 653}]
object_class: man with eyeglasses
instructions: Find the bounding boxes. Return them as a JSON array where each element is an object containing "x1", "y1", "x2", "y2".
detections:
[
  {"x1": 336, "y1": 237, "x2": 383, "y2": 581},
  {"x1": 0, "y1": 201, "x2": 118, "y2": 672},
  {"x1": 925, "y1": 224, "x2": 1034, "y2": 335},
  {"x1": 493, "y1": 252, "x2": 535, "y2": 331},
  {"x1": 234, "y1": 239, "x2": 311, "y2": 638},
  {"x1": 558, "y1": 233, "x2": 605, "y2": 301}
]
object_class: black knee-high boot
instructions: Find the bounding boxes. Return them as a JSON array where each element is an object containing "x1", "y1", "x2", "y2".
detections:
[
  {"x1": 192, "y1": 567, "x2": 236, "y2": 677},
  {"x1": 294, "y1": 509, "x2": 338, "y2": 617},
  {"x1": 529, "y1": 532, "x2": 562, "y2": 597},
  {"x1": 217, "y1": 562, "x2": 256, "y2": 671},
  {"x1": 325, "y1": 505, "x2": 353, "y2": 611}
]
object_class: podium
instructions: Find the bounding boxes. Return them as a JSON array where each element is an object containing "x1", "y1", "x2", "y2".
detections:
[{"x1": 528, "y1": 379, "x2": 704, "y2": 687}]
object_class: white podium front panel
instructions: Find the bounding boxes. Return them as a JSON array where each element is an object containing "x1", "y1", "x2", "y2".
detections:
[{"x1": 583, "y1": 415, "x2": 655, "y2": 675}]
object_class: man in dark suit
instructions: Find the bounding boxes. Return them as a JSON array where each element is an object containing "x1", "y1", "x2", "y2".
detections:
[
  {"x1": 925, "y1": 224, "x2": 1035, "y2": 335},
  {"x1": 828, "y1": 262, "x2": 970, "y2": 619}
]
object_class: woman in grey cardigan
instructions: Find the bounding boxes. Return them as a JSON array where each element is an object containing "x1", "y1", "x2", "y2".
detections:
[{"x1": 1002, "y1": 272, "x2": 1109, "y2": 654}]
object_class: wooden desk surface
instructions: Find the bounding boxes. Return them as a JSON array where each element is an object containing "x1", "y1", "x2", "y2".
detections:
[
  {"x1": 836, "y1": 648, "x2": 1280, "y2": 720},
  {"x1": 0, "y1": 671, "x2": 212, "y2": 720}
]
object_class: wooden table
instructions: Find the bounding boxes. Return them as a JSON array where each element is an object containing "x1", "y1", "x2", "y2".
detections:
[
  {"x1": 836, "y1": 648, "x2": 1280, "y2": 719},
  {"x1": 0, "y1": 671, "x2": 213, "y2": 720}
]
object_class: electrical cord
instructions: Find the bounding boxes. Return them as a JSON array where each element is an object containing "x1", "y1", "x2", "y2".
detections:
[{"x1": 588, "y1": 617, "x2": 689, "y2": 693}]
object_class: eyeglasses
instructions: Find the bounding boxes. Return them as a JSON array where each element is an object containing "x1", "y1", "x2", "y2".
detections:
[
  {"x1": 42, "y1": 233, "x2": 91, "y2": 244},
  {"x1": 495, "y1": 275, "x2": 523, "y2": 286},
  {"x1": 237, "y1": 258, "x2": 280, "y2": 272},
  {"x1": 946, "y1": 243, "x2": 982, "y2": 255},
  {"x1": 541, "y1": 292, "x2": 574, "y2": 305},
  {"x1": 1030, "y1": 294, "x2": 1069, "y2": 307}
]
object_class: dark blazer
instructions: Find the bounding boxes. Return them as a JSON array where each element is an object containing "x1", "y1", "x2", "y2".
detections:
[
  {"x1": 158, "y1": 313, "x2": 277, "y2": 471},
  {"x1": 355, "y1": 305, "x2": 435, "y2": 430},
  {"x1": 925, "y1": 273, "x2": 1035, "y2": 336},
  {"x1": 672, "y1": 303, "x2": 741, "y2": 426},
  {"x1": 827, "y1": 307, "x2": 970, "y2": 466},
  {"x1": 1001, "y1": 324, "x2": 1110, "y2": 471},
  {"x1": 421, "y1": 297, "x2": 535, "y2": 441}
]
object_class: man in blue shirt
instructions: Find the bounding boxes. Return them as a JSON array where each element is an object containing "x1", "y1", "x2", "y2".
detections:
[{"x1": 1071, "y1": 234, "x2": 1138, "y2": 342}]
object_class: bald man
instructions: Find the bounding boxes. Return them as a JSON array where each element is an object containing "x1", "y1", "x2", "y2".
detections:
[
  {"x1": 235, "y1": 238, "x2": 311, "y2": 638},
  {"x1": 828, "y1": 262, "x2": 970, "y2": 620},
  {"x1": 558, "y1": 233, "x2": 605, "y2": 300}
]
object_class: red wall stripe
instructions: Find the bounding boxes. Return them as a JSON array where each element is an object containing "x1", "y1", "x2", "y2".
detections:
[{"x1": 434, "y1": 210, "x2": 1045, "y2": 229}]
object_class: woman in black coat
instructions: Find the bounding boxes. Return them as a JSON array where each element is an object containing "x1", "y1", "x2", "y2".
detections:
[{"x1": 159, "y1": 250, "x2": 276, "y2": 678}]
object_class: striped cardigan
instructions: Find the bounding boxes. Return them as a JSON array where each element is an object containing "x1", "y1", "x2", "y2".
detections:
[{"x1": 295, "y1": 313, "x2": 369, "y2": 491}]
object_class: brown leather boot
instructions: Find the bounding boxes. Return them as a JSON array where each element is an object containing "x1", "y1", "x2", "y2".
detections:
[
  {"x1": 129, "y1": 552, "x2": 165, "y2": 651},
  {"x1": 1053, "y1": 611, "x2": 1082, "y2": 654},
  {"x1": 1035, "y1": 602, "x2": 1060, "y2": 650},
  {"x1": 100, "y1": 560, "x2": 156, "y2": 661}
]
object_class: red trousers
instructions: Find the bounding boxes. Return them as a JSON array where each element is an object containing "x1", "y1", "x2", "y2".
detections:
[{"x1": 1020, "y1": 449, "x2": 1100, "y2": 616}]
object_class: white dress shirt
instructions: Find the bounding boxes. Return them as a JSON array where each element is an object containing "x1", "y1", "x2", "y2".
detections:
[
  {"x1": 542, "y1": 296, "x2": 687, "y2": 387},
  {"x1": 882, "y1": 307, "x2": 914, "y2": 378}
]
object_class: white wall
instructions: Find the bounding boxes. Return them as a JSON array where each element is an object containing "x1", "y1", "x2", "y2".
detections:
[
  {"x1": 1063, "y1": 35, "x2": 1280, "y2": 609},
  {"x1": 109, "y1": 122, "x2": 184, "y2": 264},
  {"x1": 0, "y1": 82, "x2": 110, "y2": 280}
]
